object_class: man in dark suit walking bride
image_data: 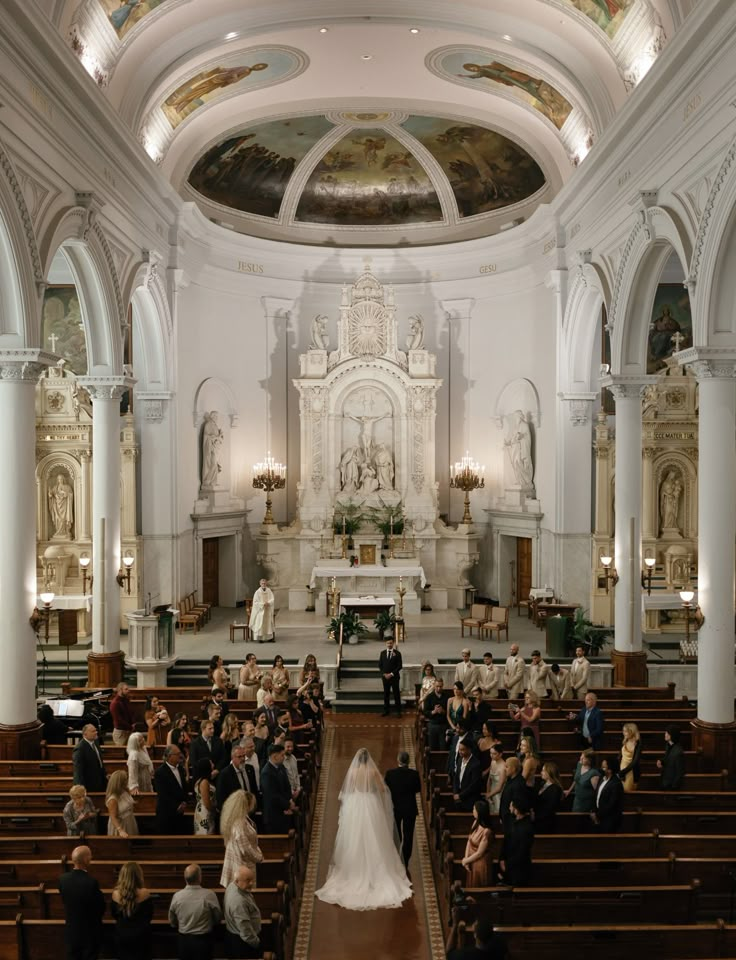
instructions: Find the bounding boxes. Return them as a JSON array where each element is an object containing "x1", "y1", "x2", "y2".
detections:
[
  {"x1": 385, "y1": 751, "x2": 421, "y2": 869},
  {"x1": 378, "y1": 636, "x2": 402, "y2": 717}
]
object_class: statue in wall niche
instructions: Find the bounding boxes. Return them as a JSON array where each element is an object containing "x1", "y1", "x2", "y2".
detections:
[
  {"x1": 504, "y1": 410, "x2": 534, "y2": 489},
  {"x1": 309, "y1": 315, "x2": 329, "y2": 351},
  {"x1": 201, "y1": 410, "x2": 224, "y2": 489},
  {"x1": 374, "y1": 444, "x2": 395, "y2": 490},
  {"x1": 48, "y1": 473, "x2": 74, "y2": 539},
  {"x1": 340, "y1": 447, "x2": 361, "y2": 493},
  {"x1": 660, "y1": 470, "x2": 683, "y2": 533},
  {"x1": 406, "y1": 314, "x2": 425, "y2": 351}
]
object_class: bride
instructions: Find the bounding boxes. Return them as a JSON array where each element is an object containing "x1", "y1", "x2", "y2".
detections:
[{"x1": 316, "y1": 747, "x2": 413, "y2": 910}]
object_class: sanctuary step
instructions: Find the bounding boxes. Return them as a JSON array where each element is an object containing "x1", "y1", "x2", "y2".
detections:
[{"x1": 332, "y1": 658, "x2": 416, "y2": 713}]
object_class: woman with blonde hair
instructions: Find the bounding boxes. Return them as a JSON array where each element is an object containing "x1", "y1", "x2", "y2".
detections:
[
  {"x1": 220, "y1": 790, "x2": 263, "y2": 887},
  {"x1": 509, "y1": 690, "x2": 542, "y2": 746},
  {"x1": 220, "y1": 712, "x2": 242, "y2": 764},
  {"x1": 63, "y1": 784, "x2": 98, "y2": 836},
  {"x1": 620, "y1": 722, "x2": 642, "y2": 792},
  {"x1": 256, "y1": 674, "x2": 275, "y2": 708},
  {"x1": 126, "y1": 732, "x2": 154, "y2": 794},
  {"x1": 106, "y1": 769, "x2": 138, "y2": 838},
  {"x1": 271, "y1": 654, "x2": 291, "y2": 699},
  {"x1": 297, "y1": 653, "x2": 320, "y2": 690},
  {"x1": 534, "y1": 761, "x2": 564, "y2": 833},
  {"x1": 111, "y1": 860, "x2": 153, "y2": 960},
  {"x1": 518, "y1": 733, "x2": 541, "y2": 787}
]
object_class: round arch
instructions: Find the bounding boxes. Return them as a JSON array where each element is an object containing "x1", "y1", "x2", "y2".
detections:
[
  {"x1": 562, "y1": 261, "x2": 609, "y2": 394},
  {"x1": 124, "y1": 259, "x2": 172, "y2": 393}
]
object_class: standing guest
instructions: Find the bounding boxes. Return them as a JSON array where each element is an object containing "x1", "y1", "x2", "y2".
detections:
[
  {"x1": 477, "y1": 721, "x2": 501, "y2": 757},
  {"x1": 469, "y1": 691, "x2": 494, "y2": 739},
  {"x1": 220, "y1": 791, "x2": 263, "y2": 887},
  {"x1": 261, "y1": 743, "x2": 297, "y2": 833},
  {"x1": 485, "y1": 745, "x2": 507, "y2": 816},
  {"x1": 498, "y1": 757, "x2": 533, "y2": 835},
  {"x1": 193, "y1": 758, "x2": 216, "y2": 835},
  {"x1": 252, "y1": 712, "x2": 271, "y2": 764},
  {"x1": 249, "y1": 578, "x2": 275, "y2": 643},
  {"x1": 454, "y1": 648, "x2": 480, "y2": 697},
  {"x1": 533, "y1": 761, "x2": 564, "y2": 833},
  {"x1": 385, "y1": 751, "x2": 421, "y2": 868},
  {"x1": 190, "y1": 719, "x2": 226, "y2": 772},
  {"x1": 299, "y1": 680, "x2": 324, "y2": 737},
  {"x1": 297, "y1": 653, "x2": 320, "y2": 689},
  {"x1": 63, "y1": 784, "x2": 98, "y2": 837},
  {"x1": 528, "y1": 651, "x2": 550, "y2": 699},
  {"x1": 106, "y1": 769, "x2": 138, "y2": 838},
  {"x1": 58, "y1": 844, "x2": 105, "y2": 960},
  {"x1": 453, "y1": 740, "x2": 483, "y2": 812},
  {"x1": 168, "y1": 712, "x2": 192, "y2": 755},
  {"x1": 205, "y1": 690, "x2": 230, "y2": 729},
  {"x1": 109, "y1": 682, "x2": 135, "y2": 745},
  {"x1": 517, "y1": 734, "x2": 540, "y2": 787},
  {"x1": 153, "y1": 744, "x2": 188, "y2": 834},
  {"x1": 241, "y1": 737, "x2": 261, "y2": 796},
  {"x1": 73, "y1": 723, "x2": 107, "y2": 793},
  {"x1": 285, "y1": 694, "x2": 313, "y2": 745},
  {"x1": 620, "y1": 722, "x2": 642, "y2": 792},
  {"x1": 220, "y1": 713, "x2": 242, "y2": 765},
  {"x1": 144, "y1": 695, "x2": 170, "y2": 747},
  {"x1": 111, "y1": 860, "x2": 154, "y2": 960},
  {"x1": 255, "y1": 693, "x2": 280, "y2": 734},
  {"x1": 126, "y1": 732, "x2": 154, "y2": 794},
  {"x1": 169, "y1": 863, "x2": 222, "y2": 960},
  {"x1": 570, "y1": 645, "x2": 591, "y2": 698},
  {"x1": 209, "y1": 655, "x2": 231, "y2": 695},
  {"x1": 223, "y1": 865, "x2": 262, "y2": 959},
  {"x1": 565, "y1": 749, "x2": 600, "y2": 813},
  {"x1": 446, "y1": 915, "x2": 507, "y2": 960},
  {"x1": 446, "y1": 682, "x2": 472, "y2": 776},
  {"x1": 497, "y1": 798, "x2": 534, "y2": 886},
  {"x1": 256, "y1": 674, "x2": 275, "y2": 708},
  {"x1": 423, "y1": 677, "x2": 451, "y2": 751},
  {"x1": 378, "y1": 636, "x2": 403, "y2": 717},
  {"x1": 461, "y1": 799, "x2": 494, "y2": 886},
  {"x1": 658, "y1": 725, "x2": 685, "y2": 789},
  {"x1": 417, "y1": 662, "x2": 437, "y2": 706},
  {"x1": 216, "y1": 746, "x2": 251, "y2": 810},
  {"x1": 38, "y1": 703, "x2": 68, "y2": 744},
  {"x1": 238, "y1": 653, "x2": 262, "y2": 701},
  {"x1": 592, "y1": 757, "x2": 624, "y2": 832},
  {"x1": 478, "y1": 651, "x2": 500, "y2": 701},
  {"x1": 509, "y1": 691, "x2": 542, "y2": 746},
  {"x1": 569, "y1": 691, "x2": 605, "y2": 749},
  {"x1": 205, "y1": 702, "x2": 223, "y2": 739},
  {"x1": 271, "y1": 655, "x2": 290, "y2": 699},
  {"x1": 548, "y1": 662, "x2": 573, "y2": 700},
  {"x1": 503, "y1": 644, "x2": 525, "y2": 700},
  {"x1": 282, "y1": 737, "x2": 302, "y2": 804}
]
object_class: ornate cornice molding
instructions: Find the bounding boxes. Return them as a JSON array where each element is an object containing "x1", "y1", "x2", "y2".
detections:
[
  {"x1": 600, "y1": 374, "x2": 657, "y2": 400},
  {"x1": 675, "y1": 346, "x2": 736, "y2": 380},
  {"x1": 0, "y1": 143, "x2": 44, "y2": 293},
  {"x1": 77, "y1": 375, "x2": 135, "y2": 400},
  {"x1": 0, "y1": 348, "x2": 55, "y2": 381}
]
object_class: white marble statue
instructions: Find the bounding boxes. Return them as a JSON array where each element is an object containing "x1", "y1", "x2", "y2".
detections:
[
  {"x1": 359, "y1": 463, "x2": 379, "y2": 494},
  {"x1": 660, "y1": 470, "x2": 682, "y2": 532},
  {"x1": 310, "y1": 315, "x2": 329, "y2": 351},
  {"x1": 201, "y1": 411, "x2": 223, "y2": 488},
  {"x1": 48, "y1": 473, "x2": 74, "y2": 539},
  {"x1": 374, "y1": 444, "x2": 395, "y2": 490},
  {"x1": 346, "y1": 411, "x2": 390, "y2": 461},
  {"x1": 340, "y1": 447, "x2": 360, "y2": 493},
  {"x1": 505, "y1": 410, "x2": 534, "y2": 489},
  {"x1": 406, "y1": 314, "x2": 425, "y2": 351}
]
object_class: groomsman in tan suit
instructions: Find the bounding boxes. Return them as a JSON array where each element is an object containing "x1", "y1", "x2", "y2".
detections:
[
  {"x1": 549, "y1": 663, "x2": 573, "y2": 700},
  {"x1": 477, "y1": 652, "x2": 500, "y2": 700},
  {"x1": 528, "y1": 650, "x2": 550, "y2": 699},
  {"x1": 454, "y1": 648, "x2": 480, "y2": 697},
  {"x1": 503, "y1": 644, "x2": 526, "y2": 699},
  {"x1": 570, "y1": 646, "x2": 591, "y2": 699}
]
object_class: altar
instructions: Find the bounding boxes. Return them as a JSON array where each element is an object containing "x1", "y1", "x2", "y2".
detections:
[
  {"x1": 340, "y1": 596, "x2": 395, "y2": 619},
  {"x1": 310, "y1": 564, "x2": 425, "y2": 615}
]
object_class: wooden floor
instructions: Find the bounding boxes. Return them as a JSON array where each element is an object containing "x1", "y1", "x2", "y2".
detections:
[{"x1": 298, "y1": 714, "x2": 444, "y2": 960}]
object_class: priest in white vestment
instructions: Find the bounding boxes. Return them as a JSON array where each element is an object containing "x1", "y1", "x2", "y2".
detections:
[{"x1": 249, "y1": 579, "x2": 275, "y2": 643}]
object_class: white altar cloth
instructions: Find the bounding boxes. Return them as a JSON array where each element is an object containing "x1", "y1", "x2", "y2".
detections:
[
  {"x1": 309, "y1": 564, "x2": 426, "y2": 588},
  {"x1": 36, "y1": 594, "x2": 92, "y2": 611}
]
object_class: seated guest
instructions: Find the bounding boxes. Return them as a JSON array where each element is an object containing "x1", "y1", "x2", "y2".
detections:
[
  {"x1": 261, "y1": 743, "x2": 297, "y2": 833},
  {"x1": 38, "y1": 703, "x2": 68, "y2": 745},
  {"x1": 220, "y1": 791, "x2": 263, "y2": 887},
  {"x1": 169, "y1": 863, "x2": 222, "y2": 960},
  {"x1": 533, "y1": 761, "x2": 563, "y2": 833},
  {"x1": 619, "y1": 722, "x2": 642, "y2": 793},
  {"x1": 453, "y1": 740, "x2": 483, "y2": 812},
  {"x1": 568, "y1": 692, "x2": 604, "y2": 750},
  {"x1": 564, "y1": 749, "x2": 600, "y2": 813},
  {"x1": 592, "y1": 757, "x2": 624, "y2": 832},
  {"x1": 498, "y1": 757, "x2": 533, "y2": 835},
  {"x1": 224, "y1": 865, "x2": 262, "y2": 959},
  {"x1": 446, "y1": 915, "x2": 507, "y2": 960},
  {"x1": 63, "y1": 784, "x2": 98, "y2": 837},
  {"x1": 190, "y1": 719, "x2": 226, "y2": 772},
  {"x1": 111, "y1": 860, "x2": 154, "y2": 960},
  {"x1": 423, "y1": 677, "x2": 451, "y2": 751},
  {"x1": 497, "y1": 798, "x2": 534, "y2": 886},
  {"x1": 657, "y1": 725, "x2": 685, "y2": 789}
]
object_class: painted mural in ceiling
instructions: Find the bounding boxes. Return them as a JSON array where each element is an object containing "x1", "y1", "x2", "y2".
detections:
[
  {"x1": 161, "y1": 49, "x2": 304, "y2": 130},
  {"x1": 430, "y1": 49, "x2": 574, "y2": 131},
  {"x1": 187, "y1": 113, "x2": 546, "y2": 226},
  {"x1": 563, "y1": 0, "x2": 635, "y2": 37},
  {"x1": 99, "y1": 0, "x2": 163, "y2": 38}
]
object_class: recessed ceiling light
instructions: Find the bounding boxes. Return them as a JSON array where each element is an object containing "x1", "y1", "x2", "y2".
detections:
[
  {"x1": 409, "y1": 27, "x2": 420, "y2": 34},
  {"x1": 502, "y1": 34, "x2": 513, "y2": 41},
  {"x1": 361, "y1": 54, "x2": 373, "y2": 60},
  {"x1": 319, "y1": 27, "x2": 329, "y2": 33},
  {"x1": 225, "y1": 31, "x2": 238, "y2": 40}
]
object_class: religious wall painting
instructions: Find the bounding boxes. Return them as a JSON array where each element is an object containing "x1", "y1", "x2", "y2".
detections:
[
  {"x1": 188, "y1": 115, "x2": 334, "y2": 219},
  {"x1": 98, "y1": 0, "x2": 165, "y2": 39},
  {"x1": 295, "y1": 129, "x2": 442, "y2": 226},
  {"x1": 647, "y1": 284, "x2": 692, "y2": 374},
  {"x1": 402, "y1": 116, "x2": 545, "y2": 219},
  {"x1": 431, "y1": 49, "x2": 574, "y2": 131},
  {"x1": 558, "y1": 0, "x2": 635, "y2": 38},
  {"x1": 42, "y1": 286, "x2": 88, "y2": 376},
  {"x1": 162, "y1": 49, "x2": 303, "y2": 130}
]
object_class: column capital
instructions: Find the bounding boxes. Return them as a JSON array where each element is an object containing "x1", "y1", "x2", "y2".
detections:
[
  {"x1": 676, "y1": 347, "x2": 736, "y2": 380},
  {"x1": 137, "y1": 392, "x2": 173, "y2": 423},
  {"x1": 78, "y1": 375, "x2": 135, "y2": 400},
  {"x1": 440, "y1": 298, "x2": 475, "y2": 321},
  {"x1": 558, "y1": 392, "x2": 597, "y2": 426},
  {"x1": 0, "y1": 349, "x2": 56, "y2": 382},
  {"x1": 600, "y1": 374, "x2": 657, "y2": 400}
]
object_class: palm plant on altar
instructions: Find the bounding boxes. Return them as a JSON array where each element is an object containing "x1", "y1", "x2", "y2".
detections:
[
  {"x1": 332, "y1": 502, "x2": 363, "y2": 548},
  {"x1": 374, "y1": 609, "x2": 397, "y2": 641},
  {"x1": 327, "y1": 611, "x2": 368, "y2": 644},
  {"x1": 366, "y1": 501, "x2": 404, "y2": 547}
]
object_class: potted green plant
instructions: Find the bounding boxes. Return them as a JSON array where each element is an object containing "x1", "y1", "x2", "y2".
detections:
[
  {"x1": 333, "y1": 502, "x2": 363, "y2": 548},
  {"x1": 570, "y1": 607, "x2": 612, "y2": 656},
  {"x1": 327, "y1": 611, "x2": 368, "y2": 645},
  {"x1": 374, "y1": 609, "x2": 396, "y2": 641},
  {"x1": 366, "y1": 502, "x2": 404, "y2": 547}
]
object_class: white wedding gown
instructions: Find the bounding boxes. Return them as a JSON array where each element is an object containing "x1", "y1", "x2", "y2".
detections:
[{"x1": 316, "y1": 764, "x2": 413, "y2": 910}]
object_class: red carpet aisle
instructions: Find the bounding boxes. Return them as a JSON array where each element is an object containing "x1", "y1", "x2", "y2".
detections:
[{"x1": 294, "y1": 715, "x2": 445, "y2": 960}]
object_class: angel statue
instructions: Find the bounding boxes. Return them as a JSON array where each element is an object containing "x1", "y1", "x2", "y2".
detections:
[
  {"x1": 310, "y1": 315, "x2": 329, "y2": 351},
  {"x1": 406, "y1": 314, "x2": 425, "y2": 351}
]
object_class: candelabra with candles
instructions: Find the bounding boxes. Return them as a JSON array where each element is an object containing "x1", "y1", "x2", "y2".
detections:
[
  {"x1": 449, "y1": 452, "x2": 485, "y2": 524},
  {"x1": 252, "y1": 452, "x2": 286, "y2": 525}
]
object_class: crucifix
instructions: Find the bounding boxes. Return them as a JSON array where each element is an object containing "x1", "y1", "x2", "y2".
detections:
[
  {"x1": 671, "y1": 331, "x2": 685, "y2": 352},
  {"x1": 47, "y1": 332, "x2": 59, "y2": 352}
]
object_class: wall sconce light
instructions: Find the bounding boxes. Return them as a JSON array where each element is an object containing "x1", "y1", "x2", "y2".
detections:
[
  {"x1": 679, "y1": 589, "x2": 704, "y2": 641},
  {"x1": 641, "y1": 556, "x2": 656, "y2": 595},
  {"x1": 30, "y1": 591, "x2": 55, "y2": 641},
  {"x1": 600, "y1": 555, "x2": 619, "y2": 594},
  {"x1": 116, "y1": 550, "x2": 135, "y2": 594},
  {"x1": 79, "y1": 553, "x2": 93, "y2": 595}
]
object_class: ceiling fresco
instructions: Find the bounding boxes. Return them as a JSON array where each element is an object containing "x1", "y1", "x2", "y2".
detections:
[
  {"x1": 430, "y1": 49, "x2": 574, "y2": 131},
  {"x1": 98, "y1": 0, "x2": 164, "y2": 38},
  {"x1": 563, "y1": 0, "x2": 636, "y2": 37}
]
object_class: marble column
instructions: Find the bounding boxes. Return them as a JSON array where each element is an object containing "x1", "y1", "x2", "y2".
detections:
[
  {"x1": 79, "y1": 377, "x2": 130, "y2": 687},
  {"x1": 603, "y1": 377, "x2": 650, "y2": 685},
  {"x1": 679, "y1": 349, "x2": 736, "y2": 777},
  {"x1": 0, "y1": 350, "x2": 52, "y2": 757},
  {"x1": 441, "y1": 298, "x2": 475, "y2": 527}
]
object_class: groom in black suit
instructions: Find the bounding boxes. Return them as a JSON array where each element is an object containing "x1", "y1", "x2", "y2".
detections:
[
  {"x1": 378, "y1": 636, "x2": 402, "y2": 717},
  {"x1": 385, "y1": 751, "x2": 421, "y2": 868}
]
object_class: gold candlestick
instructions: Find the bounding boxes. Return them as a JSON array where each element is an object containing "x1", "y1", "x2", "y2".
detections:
[
  {"x1": 449, "y1": 452, "x2": 485, "y2": 525},
  {"x1": 397, "y1": 575, "x2": 406, "y2": 619}
]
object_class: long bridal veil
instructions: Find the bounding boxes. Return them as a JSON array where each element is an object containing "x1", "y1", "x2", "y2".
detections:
[{"x1": 315, "y1": 747, "x2": 413, "y2": 910}]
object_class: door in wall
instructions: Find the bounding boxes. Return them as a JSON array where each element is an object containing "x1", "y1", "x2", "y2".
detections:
[
  {"x1": 517, "y1": 537, "x2": 532, "y2": 606},
  {"x1": 202, "y1": 538, "x2": 220, "y2": 607}
]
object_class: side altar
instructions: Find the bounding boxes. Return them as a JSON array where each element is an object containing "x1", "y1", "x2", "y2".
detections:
[{"x1": 253, "y1": 270, "x2": 480, "y2": 611}]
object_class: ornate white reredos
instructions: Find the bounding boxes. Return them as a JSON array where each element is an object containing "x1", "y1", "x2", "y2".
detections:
[{"x1": 294, "y1": 270, "x2": 442, "y2": 530}]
